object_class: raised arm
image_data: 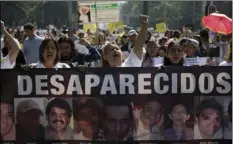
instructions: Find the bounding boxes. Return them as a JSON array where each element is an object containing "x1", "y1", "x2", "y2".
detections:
[
  {"x1": 1, "y1": 21, "x2": 20, "y2": 64},
  {"x1": 133, "y1": 15, "x2": 149, "y2": 59}
]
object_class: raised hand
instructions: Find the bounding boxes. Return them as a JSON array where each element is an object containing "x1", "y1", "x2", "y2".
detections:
[
  {"x1": 1, "y1": 21, "x2": 5, "y2": 29},
  {"x1": 139, "y1": 14, "x2": 149, "y2": 26}
]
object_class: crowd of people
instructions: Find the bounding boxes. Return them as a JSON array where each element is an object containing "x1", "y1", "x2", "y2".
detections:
[{"x1": 1, "y1": 14, "x2": 232, "y2": 69}]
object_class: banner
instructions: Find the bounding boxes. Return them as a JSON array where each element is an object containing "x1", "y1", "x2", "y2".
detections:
[
  {"x1": 1, "y1": 67, "x2": 232, "y2": 143},
  {"x1": 156, "y1": 22, "x2": 167, "y2": 33},
  {"x1": 78, "y1": 1, "x2": 120, "y2": 23}
]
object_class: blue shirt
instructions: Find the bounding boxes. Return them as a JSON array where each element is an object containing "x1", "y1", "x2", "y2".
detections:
[{"x1": 22, "y1": 35, "x2": 44, "y2": 64}]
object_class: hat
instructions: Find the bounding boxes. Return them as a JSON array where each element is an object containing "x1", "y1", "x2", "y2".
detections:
[
  {"x1": 185, "y1": 38, "x2": 199, "y2": 49},
  {"x1": 17, "y1": 99, "x2": 43, "y2": 115},
  {"x1": 128, "y1": 30, "x2": 138, "y2": 36}
]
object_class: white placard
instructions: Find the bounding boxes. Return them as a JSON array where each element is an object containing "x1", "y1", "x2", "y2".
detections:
[
  {"x1": 153, "y1": 57, "x2": 164, "y2": 66},
  {"x1": 184, "y1": 57, "x2": 208, "y2": 66}
]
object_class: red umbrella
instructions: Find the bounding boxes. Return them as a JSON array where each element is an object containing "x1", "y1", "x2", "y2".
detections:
[{"x1": 202, "y1": 13, "x2": 232, "y2": 35}]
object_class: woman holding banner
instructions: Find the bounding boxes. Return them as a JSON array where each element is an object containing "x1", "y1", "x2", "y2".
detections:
[{"x1": 101, "y1": 15, "x2": 148, "y2": 67}]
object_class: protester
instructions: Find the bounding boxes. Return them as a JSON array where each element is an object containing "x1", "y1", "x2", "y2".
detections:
[
  {"x1": 0, "y1": 100, "x2": 15, "y2": 140},
  {"x1": 25, "y1": 38, "x2": 70, "y2": 68},
  {"x1": 73, "y1": 98, "x2": 103, "y2": 140},
  {"x1": 134, "y1": 99, "x2": 164, "y2": 140},
  {"x1": 158, "y1": 48, "x2": 166, "y2": 57},
  {"x1": 121, "y1": 30, "x2": 138, "y2": 58},
  {"x1": 219, "y1": 39, "x2": 232, "y2": 66},
  {"x1": 183, "y1": 38, "x2": 199, "y2": 58},
  {"x1": 142, "y1": 40, "x2": 160, "y2": 67},
  {"x1": 156, "y1": 40, "x2": 184, "y2": 67},
  {"x1": 193, "y1": 35, "x2": 207, "y2": 57},
  {"x1": 1, "y1": 21, "x2": 21, "y2": 69},
  {"x1": 58, "y1": 36, "x2": 101, "y2": 67},
  {"x1": 164, "y1": 102, "x2": 193, "y2": 140},
  {"x1": 16, "y1": 99, "x2": 45, "y2": 142},
  {"x1": 102, "y1": 15, "x2": 148, "y2": 67},
  {"x1": 45, "y1": 98, "x2": 73, "y2": 140},
  {"x1": 194, "y1": 98, "x2": 223, "y2": 139},
  {"x1": 22, "y1": 23, "x2": 43, "y2": 64}
]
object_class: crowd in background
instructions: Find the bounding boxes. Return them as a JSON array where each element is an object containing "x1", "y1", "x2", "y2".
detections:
[{"x1": 1, "y1": 14, "x2": 232, "y2": 69}]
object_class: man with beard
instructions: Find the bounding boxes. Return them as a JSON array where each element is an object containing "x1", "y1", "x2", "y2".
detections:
[
  {"x1": 194, "y1": 98, "x2": 223, "y2": 139},
  {"x1": 73, "y1": 98, "x2": 103, "y2": 140},
  {"x1": 134, "y1": 99, "x2": 164, "y2": 140},
  {"x1": 1, "y1": 100, "x2": 15, "y2": 140},
  {"x1": 103, "y1": 102, "x2": 134, "y2": 141},
  {"x1": 16, "y1": 99, "x2": 45, "y2": 142},
  {"x1": 45, "y1": 98, "x2": 73, "y2": 140},
  {"x1": 164, "y1": 102, "x2": 193, "y2": 140}
]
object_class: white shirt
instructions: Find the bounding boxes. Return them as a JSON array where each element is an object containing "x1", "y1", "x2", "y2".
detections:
[
  {"x1": 1, "y1": 54, "x2": 15, "y2": 69},
  {"x1": 219, "y1": 61, "x2": 232, "y2": 66},
  {"x1": 80, "y1": 15, "x2": 89, "y2": 23},
  {"x1": 120, "y1": 50, "x2": 143, "y2": 67},
  {"x1": 34, "y1": 62, "x2": 70, "y2": 68}
]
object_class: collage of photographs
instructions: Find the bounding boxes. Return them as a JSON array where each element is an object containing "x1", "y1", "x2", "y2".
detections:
[{"x1": 1, "y1": 95, "x2": 232, "y2": 142}]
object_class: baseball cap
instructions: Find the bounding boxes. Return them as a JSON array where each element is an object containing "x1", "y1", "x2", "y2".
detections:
[
  {"x1": 128, "y1": 30, "x2": 138, "y2": 36},
  {"x1": 17, "y1": 99, "x2": 43, "y2": 115},
  {"x1": 185, "y1": 38, "x2": 199, "y2": 49}
]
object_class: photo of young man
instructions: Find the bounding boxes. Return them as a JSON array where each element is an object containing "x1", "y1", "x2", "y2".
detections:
[
  {"x1": 45, "y1": 98, "x2": 73, "y2": 140},
  {"x1": 194, "y1": 98, "x2": 223, "y2": 139},
  {"x1": 73, "y1": 97, "x2": 103, "y2": 140},
  {"x1": 134, "y1": 99, "x2": 164, "y2": 140},
  {"x1": 15, "y1": 98, "x2": 45, "y2": 142},
  {"x1": 1, "y1": 99, "x2": 15, "y2": 140},
  {"x1": 103, "y1": 101, "x2": 134, "y2": 141},
  {"x1": 164, "y1": 99, "x2": 194, "y2": 140},
  {"x1": 224, "y1": 100, "x2": 232, "y2": 139}
]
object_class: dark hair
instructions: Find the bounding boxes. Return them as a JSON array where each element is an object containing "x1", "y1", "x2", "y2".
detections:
[
  {"x1": 102, "y1": 42, "x2": 125, "y2": 67},
  {"x1": 58, "y1": 36, "x2": 76, "y2": 61},
  {"x1": 179, "y1": 37, "x2": 189, "y2": 47},
  {"x1": 39, "y1": 38, "x2": 60, "y2": 64},
  {"x1": 24, "y1": 23, "x2": 34, "y2": 30},
  {"x1": 196, "y1": 98, "x2": 223, "y2": 118},
  {"x1": 103, "y1": 102, "x2": 133, "y2": 123},
  {"x1": 163, "y1": 40, "x2": 184, "y2": 66},
  {"x1": 72, "y1": 98, "x2": 102, "y2": 121},
  {"x1": 46, "y1": 98, "x2": 72, "y2": 118},
  {"x1": 173, "y1": 30, "x2": 181, "y2": 39},
  {"x1": 170, "y1": 102, "x2": 190, "y2": 114},
  {"x1": 199, "y1": 29, "x2": 209, "y2": 41}
]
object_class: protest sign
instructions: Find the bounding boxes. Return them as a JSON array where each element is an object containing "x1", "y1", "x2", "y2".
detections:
[
  {"x1": 78, "y1": 1, "x2": 120, "y2": 23},
  {"x1": 184, "y1": 57, "x2": 208, "y2": 66},
  {"x1": 1, "y1": 67, "x2": 231, "y2": 143}
]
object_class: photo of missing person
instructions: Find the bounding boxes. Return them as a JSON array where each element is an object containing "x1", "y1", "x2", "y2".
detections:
[
  {"x1": 73, "y1": 97, "x2": 104, "y2": 140},
  {"x1": 133, "y1": 96, "x2": 164, "y2": 140},
  {"x1": 79, "y1": 5, "x2": 91, "y2": 23},
  {"x1": 1, "y1": 99, "x2": 15, "y2": 141},
  {"x1": 194, "y1": 97, "x2": 224, "y2": 139},
  {"x1": 103, "y1": 100, "x2": 134, "y2": 141},
  {"x1": 223, "y1": 99, "x2": 232, "y2": 139},
  {"x1": 164, "y1": 96, "x2": 194, "y2": 140},
  {"x1": 14, "y1": 98, "x2": 45, "y2": 142},
  {"x1": 44, "y1": 98, "x2": 73, "y2": 140}
]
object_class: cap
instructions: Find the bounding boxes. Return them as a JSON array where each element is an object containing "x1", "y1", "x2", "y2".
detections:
[
  {"x1": 185, "y1": 38, "x2": 199, "y2": 49},
  {"x1": 128, "y1": 30, "x2": 138, "y2": 36},
  {"x1": 17, "y1": 99, "x2": 43, "y2": 115}
]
